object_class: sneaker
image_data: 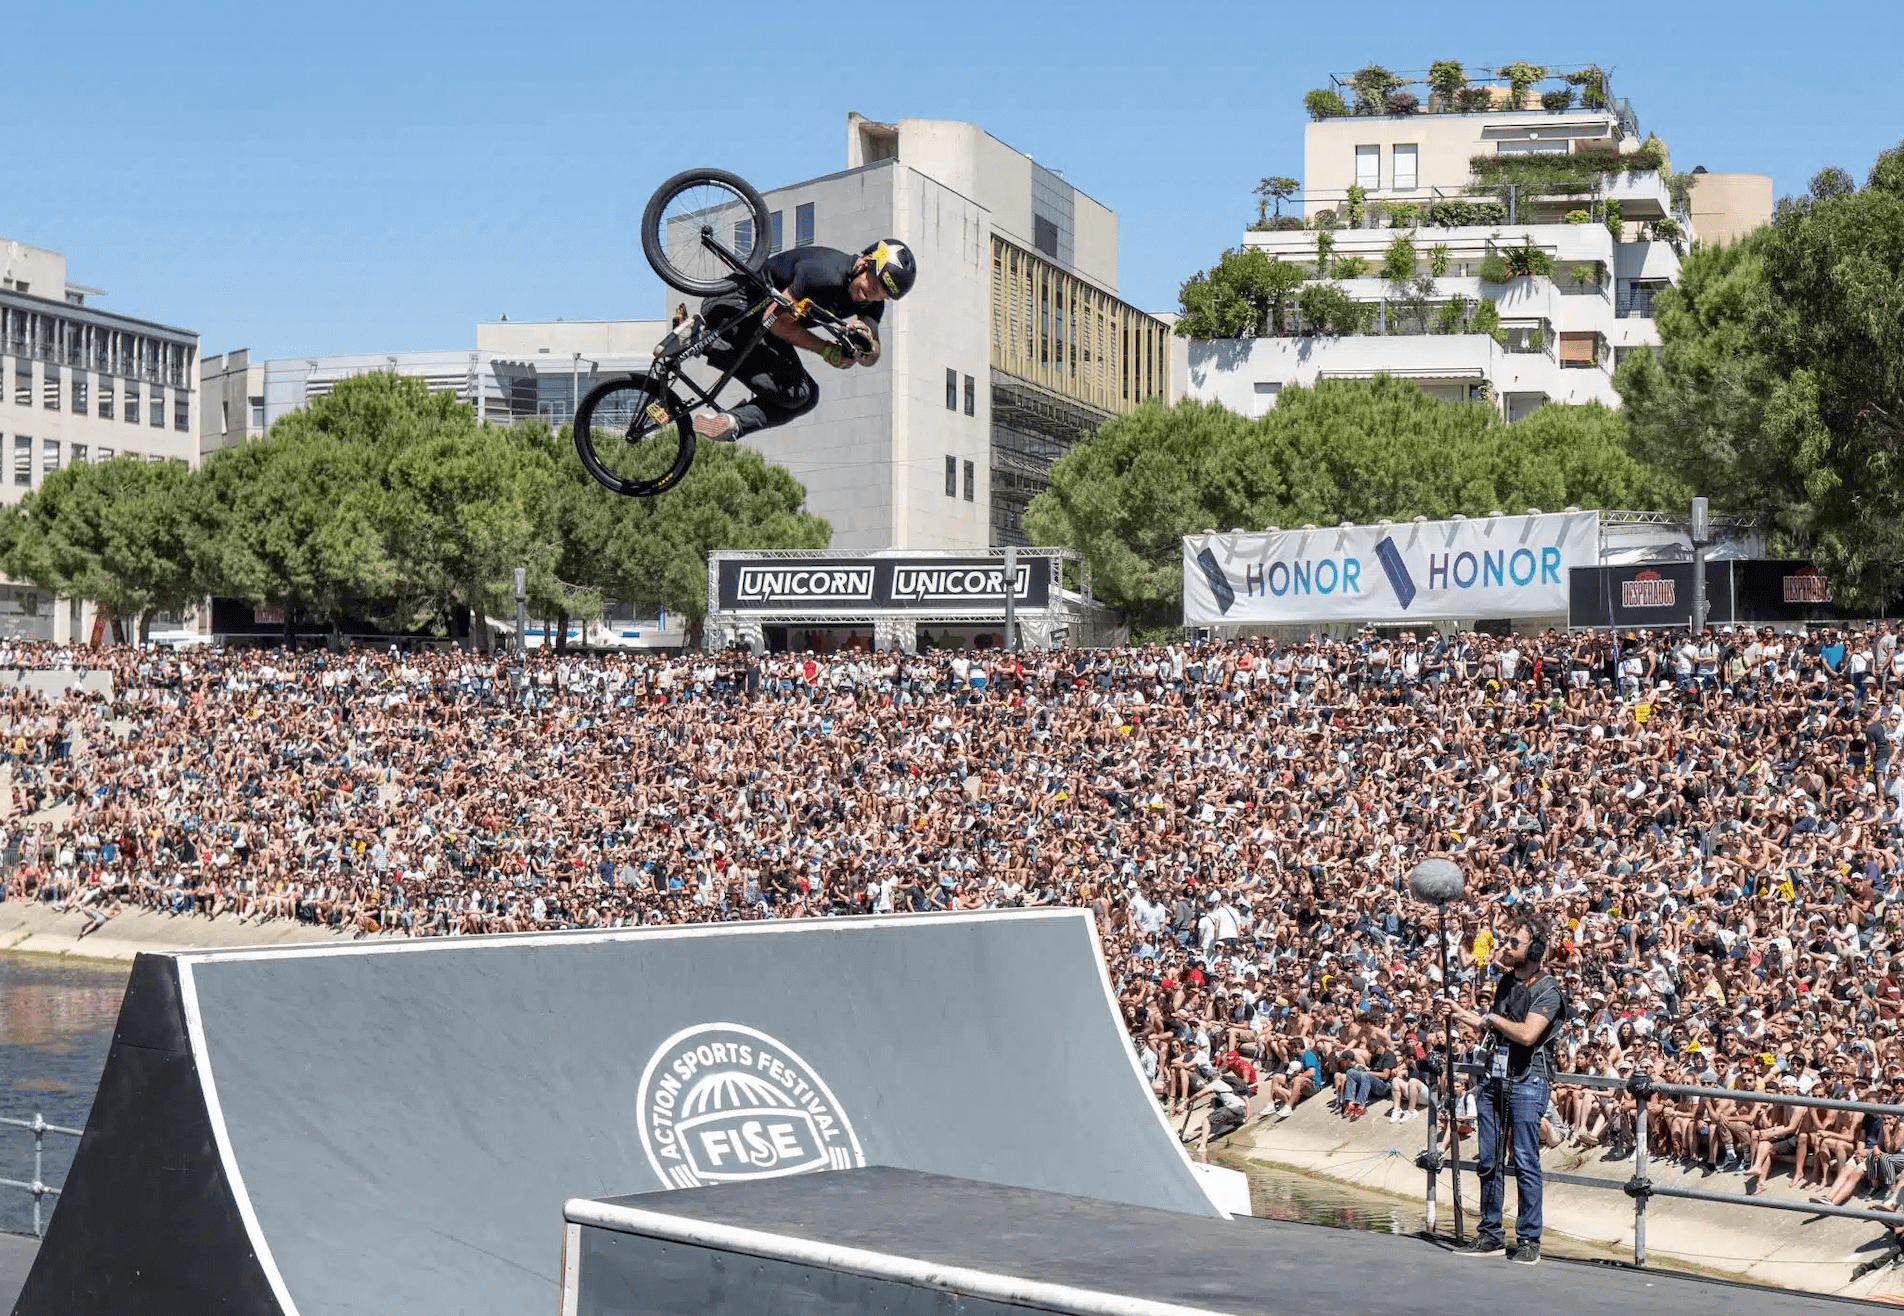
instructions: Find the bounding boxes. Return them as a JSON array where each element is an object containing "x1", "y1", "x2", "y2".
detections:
[
  {"x1": 1452, "y1": 1237, "x2": 1506, "y2": 1259},
  {"x1": 1403, "y1": 1109, "x2": 1421, "y2": 1122},
  {"x1": 1511, "y1": 1242, "x2": 1541, "y2": 1266},
  {"x1": 1386, "y1": 1108, "x2": 1401, "y2": 1124},
  {"x1": 692, "y1": 411, "x2": 740, "y2": 442}
]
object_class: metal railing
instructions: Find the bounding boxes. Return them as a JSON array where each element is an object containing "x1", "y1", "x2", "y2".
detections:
[
  {"x1": 1, "y1": 1112, "x2": 82, "y2": 1237},
  {"x1": 1417, "y1": 1066, "x2": 1904, "y2": 1268}
]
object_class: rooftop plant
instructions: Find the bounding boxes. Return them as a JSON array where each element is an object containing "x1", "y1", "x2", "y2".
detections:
[
  {"x1": 1350, "y1": 65, "x2": 1404, "y2": 115},
  {"x1": 1542, "y1": 88, "x2": 1575, "y2": 112},
  {"x1": 1305, "y1": 88, "x2": 1348, "y2": 120},
  {"x1": 1501, "y1": 234, "x2": 1555, "y2": 278},
  {"x1": 1424, "y1": 198, "x2": 1507, "y2": 228},
  {"x1": 1456, "y1": 86, "x2": 1495, "y2": 112},
  {"x1": 1428, "y1": 60, "x2": 1467, "y2": 109},
  {"x1": 1565, "y1": 65, "x2": 1609, "y2": 109},
  {"x1": 1498, "y1": 62, "x2": 1547, "y2": 109},
  {"x1": 1385, "y1": 90, "x2": 1420, "y2": 115}
]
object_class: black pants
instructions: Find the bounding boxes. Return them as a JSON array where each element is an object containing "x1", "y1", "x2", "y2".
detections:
[{"x1": 703, "y1": 302, "x2": 820, "y2": 436}]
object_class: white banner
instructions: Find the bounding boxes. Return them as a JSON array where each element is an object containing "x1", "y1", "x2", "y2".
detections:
[{"x1": 1182, "y1": 512, "x2": 1601, "y2": 626}]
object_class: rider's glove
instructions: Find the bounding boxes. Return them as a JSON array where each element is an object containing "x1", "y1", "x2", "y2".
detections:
[{"x1": 821, "y1": 343, "x2": 852, "y2": 370}]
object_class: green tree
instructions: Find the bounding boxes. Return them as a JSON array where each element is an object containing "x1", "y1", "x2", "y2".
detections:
[
  {"x1": 595, "y1": 442, "x2": 831, "y2": 627},
  {"x1": 1026, "y1": 379, "x2": 1677, "y2": 628},
  {"x1": 1176, "y1": 248, "x2": 1305, "y2": 338},
  {"x1": 1254, "y1": 175, "x2": 1301, "y2": 221},
  {"x1": 1618, "y1": 140, "x2": 1904, "y2": 605},
  {"x1": 2, "y1": 457, "x2": 201, "y2": 641}
]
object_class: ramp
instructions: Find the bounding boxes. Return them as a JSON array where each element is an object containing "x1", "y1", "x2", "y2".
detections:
[
  {"x1": 562, "y1": 1167, "x2": 1860, "y2": 1316},
  {"x1": 15, "y1": 910, "x2": 1224, "y2": 1316}
]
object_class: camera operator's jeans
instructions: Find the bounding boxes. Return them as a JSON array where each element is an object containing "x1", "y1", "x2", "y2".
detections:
[{"x1": 1476, "y1": 1072, "x2": 1549, "y2": 1247}]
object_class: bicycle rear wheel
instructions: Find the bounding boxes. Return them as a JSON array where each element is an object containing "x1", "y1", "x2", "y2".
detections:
[
  {"x1": 641, "y1": 168, "x2": 773, "y2": 297},
  {"x1": 573, "y1": 372, "x2": 696, "y2": 498}
]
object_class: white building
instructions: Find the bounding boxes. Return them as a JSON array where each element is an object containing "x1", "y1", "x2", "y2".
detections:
[
  {"x1": 1, "y1": 239, "x2": 200, "y2": 640},
  {"x1": 1180, "y1": 66, "x2": 1770, "y2": 420},
  {"x1": 738, "y1": 115, "x2": 1174, "y2": 551}
]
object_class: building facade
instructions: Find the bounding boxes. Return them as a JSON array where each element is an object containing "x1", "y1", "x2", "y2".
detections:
[
  {"x1": 1180, "y1": 67, "x2": 1771, "y2": 420},
  {"x1": 734, "y1": 116, "x2": 1173, "y2": 552},
  {"x1": 1, "y1": 239, "x2": 199, "y2": 640}
]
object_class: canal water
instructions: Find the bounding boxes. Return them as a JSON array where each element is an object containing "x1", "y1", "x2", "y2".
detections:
[{"x1": 0, "y1": 955, "x2": 128, "y2": 1236}]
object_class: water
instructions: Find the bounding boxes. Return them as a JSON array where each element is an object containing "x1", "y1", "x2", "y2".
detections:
[
  {"x1": 0, "y1": 954, "x2": 128, "y2": 1236},
  {"x1": 1245, "y1": 1163, "x2": 1422, "y2": 1235}
]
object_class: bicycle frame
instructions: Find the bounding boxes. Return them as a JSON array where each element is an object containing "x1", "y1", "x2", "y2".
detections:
[{"x1": 642, "y1": 227, "x2": 860, "y2": 412}]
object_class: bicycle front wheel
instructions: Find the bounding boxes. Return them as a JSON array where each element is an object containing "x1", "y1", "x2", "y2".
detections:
[
  {"x1": 574, "y1": 372, "x2": 696, "y2": 498},
  {"x1": 641, "y1": 168, "x2": 773, "y2": 297}
]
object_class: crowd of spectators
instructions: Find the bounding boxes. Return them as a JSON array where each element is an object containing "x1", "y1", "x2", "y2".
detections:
[{"x1": 4, "y1": 622, "x2": 1904, "y2": 1207}]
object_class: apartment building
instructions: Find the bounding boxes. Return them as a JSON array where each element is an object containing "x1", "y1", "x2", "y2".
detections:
[
  {"x1": 1180, "y1": 66, "x2": 1771, "y2": 420},
  {"x1": 0, "y1": 239, "x2": 200, "y2": 640}
]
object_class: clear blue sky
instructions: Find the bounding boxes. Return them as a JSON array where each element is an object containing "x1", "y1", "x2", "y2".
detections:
[{"x1": 8, "y1": 0, "x2": 1898, "y2": 360}]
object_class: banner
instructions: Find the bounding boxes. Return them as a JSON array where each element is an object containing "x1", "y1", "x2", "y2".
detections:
[
  {"x1": 1567, "y1": 563, "x2": 1715, "y2": 629},
  {"x1": 1182, "y1": 512, "x2": 1599, "y2": 626},
  {"x1": 716, "y1": 557, "x2": 1051, "y2": 613}
]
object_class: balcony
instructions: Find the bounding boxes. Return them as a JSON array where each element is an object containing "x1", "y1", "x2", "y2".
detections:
[{"x1": 1603, "y1": 169, "x2": 1673, "y2": 221}]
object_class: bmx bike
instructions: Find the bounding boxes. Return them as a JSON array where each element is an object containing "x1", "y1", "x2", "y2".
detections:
[{"x1": 572, "y1": 168, "x2": 876, "y2": 497}]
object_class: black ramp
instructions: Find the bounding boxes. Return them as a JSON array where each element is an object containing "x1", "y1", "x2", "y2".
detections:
[
  {"x1": 566, "y1": 1168, "x2": 1866, "y2": 1316},
  {"x1": 180, "y1": 910, "x2": 1211, "y2": 1316},
  {"x1": 12, "y1": 955, "x2": 282, "y2": 1316}
]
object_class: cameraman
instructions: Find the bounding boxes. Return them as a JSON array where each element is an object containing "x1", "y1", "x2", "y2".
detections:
[{"x1": 1447, "y1": 914, "x2": 1563, "y2": 1266}]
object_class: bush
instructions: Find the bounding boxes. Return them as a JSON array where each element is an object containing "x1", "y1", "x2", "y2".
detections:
[
  {"x1": 1428, "y1": 243, "x2": 1452, "y2": 277},
  {"x1": 1470, "y1": 297, "x2": 1504, "y2": 344},
  {"x1": 1425, "y1": 198, "x2": 1507, "y2": 228},
  {"x1": 1296, "y1": 283, "x2": 1373, "y2": 336},
  {"x1": 1428, "y1": 60, "x2": 1467, "y2": 109},
  {"x1": 1249, "y1": 215, "x2": 1306, "y2": 232},
  {"x1": 1305, "y1": 88, "x2": 1348, "y2": 120},
  {"x1": 1499, "y1": 61, "x2": 1547, "y2": 109},
  {"x1": 1502, "y1": 235, "x2": 1555, "y2": 278},
  {"x1": 1382, "y1": 200, "x2": 1421, "y2": 229},
  {"x1": 1542, "y1": 88, "x2": 1575, "y2": 112},
  {"x1": 1332, "y1": 254, "x2": 1370, "y2": 278},
  {"x1": 1382, "y1": 233, "x2": 1419, "y2": 285},
  {"x1": 1456, "y1": 86, "x2": 1495, "y2": 112},
  {"x1": 1477, "y1": 249, "x2": 1510, "y2": 283},
  {"x1": 1351, "y1": 65, "x2": 1403, "y2": 115},
  {"x1": 1605, "y1": 197, "x2": 1624, "y2": 242},
  {"x1": 1565, "y1": 209, "x2": 1590, "y2": 224},
  {"x1": 1385, "y1": 90, "x2": 1420, "y2": 116}
]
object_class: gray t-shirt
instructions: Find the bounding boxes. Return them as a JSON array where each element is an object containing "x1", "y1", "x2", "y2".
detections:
[{"x1": 1489, "y1": 970, "x2": 1565, "y2": 1078}]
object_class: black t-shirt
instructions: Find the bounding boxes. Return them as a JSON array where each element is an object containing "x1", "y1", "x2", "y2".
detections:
[
  {"x1": 761, "y1": 247, "x2": 885, "y2": 333},
  {"x1": 1488, "y1": 970, "x2": 1564, "y2": 1078}
]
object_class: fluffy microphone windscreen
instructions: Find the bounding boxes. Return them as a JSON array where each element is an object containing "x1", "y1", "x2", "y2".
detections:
[{"x1": 1409, "y1": 856, "x2": 1466, "y2": 906}]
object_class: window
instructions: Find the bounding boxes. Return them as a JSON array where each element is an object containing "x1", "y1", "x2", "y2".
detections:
[
  {"x1": 13, "y1": 436, "x2": 28, "y2": 486},
  {"x1": 946, "y1": 368, "x2": 958, "y2": 410},
  {"x1": 769, "y1": 211, "x2": 783, "y2": 253},
  {"x1": 945, "y1": 454, "x2": 958, "y2": 497},
  {"x1": 1355, "y1": 145, "x2": 1380, "y2": 191},
  {"x1": 71, "y1": 444, "x2": 86, "y2": 464},
  {"x1": 1251, "y1": 380, "x2": 1282, "y2": 417},
  {"x1": 98, "y1": 382, "x2": 113, "y2": 420},
  {"x1": 73, "y1": 376, "x2": 88, "y2": 415},
  {"x1": 221, "y1": 398, "x2": 230, "y2": 434},
  {"x1": 175, "y1": 395, "x2": 190, "y2": 431},
  {"x1": 42, "y1": 439, "x2": 59, "y2": 477},
  {"x1": 962, "y1": 459, "x2": 975, "y2": 502},
  {"x1": 794, "y1": 203, "x2": 815, "y2": 247},
  {"x1": 963, "y1": 374, "x2": 975, "y2": 417},
  {"x1": 1393, "y1": 144, "x2": 1418, "y2": 191},
  {"x1": 14, "y1": 361, "x2": 29, "y2": 406},
  {"x1": 96, "y1": 446, "x2": 113, "y2": 461},
  {"x1": 124, "y1": 383, "x2": 139, "y2": 425},
  {"x1": 733, "y1": 217, "x2": 753, "y2": 255},
  {"x1": 42, "y1": 366, "x2": 60, "y2": 411},
  {"x1": 149, "y1": 385, "x2": 164, "y2": 427},
  {"x1": 1033, "y1": 215, "x2": 1059, "y2": 259},
  {"x1": 250, "y1": 396, "x2": 265, "y2": 428}
]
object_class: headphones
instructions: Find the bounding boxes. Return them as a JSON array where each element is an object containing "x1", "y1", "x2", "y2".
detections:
[{"x1": 1520, "y1": 917, "x2": 1550, "y2": 967}]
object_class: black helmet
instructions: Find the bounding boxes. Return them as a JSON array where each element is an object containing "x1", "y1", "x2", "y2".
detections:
[{"x1": 861, "y1": 239, "x2": 917, "y2": 299}]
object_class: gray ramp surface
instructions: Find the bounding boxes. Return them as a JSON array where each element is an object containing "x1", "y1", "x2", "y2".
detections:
[
  {"x1": 181, "y1": 909, "x2": 1208, "y2": 1316},
  {"x1": 573, "y1": 1167, "x2": 1870, "y2": 1316}
]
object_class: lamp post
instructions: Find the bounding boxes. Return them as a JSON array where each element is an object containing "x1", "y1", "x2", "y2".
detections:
[{"x1": 514, "y1": 567, "x2": 528, "y2": 660}]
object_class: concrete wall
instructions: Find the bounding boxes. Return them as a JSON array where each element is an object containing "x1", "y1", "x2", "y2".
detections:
[
  {"x1": 1687, "y1": 172, "x2": 1773, "y2": 247},
  {"x1": 0, "y1": 241, "x2": 66, "y2": 298},
  {"x1": 476, "y1": 320, "x2": 669, "y2": 358},
  {"x1": 752, "y1": 162, "x2": 992, "y2": 553},
  {"x1": 1302, "y1": 110, "x2": 1623, "y2": 216},
  {"x1": 198, "y1": 349, "x2": 265, "y2": 456}
]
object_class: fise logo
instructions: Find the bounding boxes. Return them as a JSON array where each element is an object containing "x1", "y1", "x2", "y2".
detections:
[{"x1": 637, "y1": 1023, "x2": 865, "y2": 1189}]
